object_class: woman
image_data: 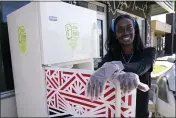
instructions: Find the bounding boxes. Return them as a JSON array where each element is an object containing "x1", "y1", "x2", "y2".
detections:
[{"x1": 98, "y1": 14, "x2": 156, "y2": 118}]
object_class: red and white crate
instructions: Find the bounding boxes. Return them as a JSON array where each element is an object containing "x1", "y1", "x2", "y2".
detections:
[{"x1": 45, "y1": 67, "x2": 136, "y2": 118}]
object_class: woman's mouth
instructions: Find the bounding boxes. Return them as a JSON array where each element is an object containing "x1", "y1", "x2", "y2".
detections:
[{"x1": 122, "y1": 36, "x2": 131, "y2": 41}]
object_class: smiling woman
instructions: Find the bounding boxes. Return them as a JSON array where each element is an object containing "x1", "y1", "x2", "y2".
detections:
[
  {"x1": 115, "y1": 18, "x2": 135, "y2": 48},
  {"x1": 98, "y1": 14, "x2": 156, "y2": 118}
]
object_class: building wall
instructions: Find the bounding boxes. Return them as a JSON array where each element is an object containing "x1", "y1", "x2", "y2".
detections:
[
  {"x1": 151, "y1": 14, "x2": 166, "y2": 23},
  {"x1": 151, "y1": 14, "x2": 166, "y2": 48},
  {"x1": 103, "y1": 1, "x2": 151, "y2": 46}
]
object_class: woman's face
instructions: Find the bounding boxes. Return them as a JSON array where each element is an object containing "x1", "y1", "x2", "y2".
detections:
[{"x1": 115, "y1": 18, "x2": 135, "y2": 46}]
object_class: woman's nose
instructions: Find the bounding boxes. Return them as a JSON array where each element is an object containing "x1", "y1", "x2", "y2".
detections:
[{"x1": 124, "y1": 29, "x2": 130, "y2": 35}]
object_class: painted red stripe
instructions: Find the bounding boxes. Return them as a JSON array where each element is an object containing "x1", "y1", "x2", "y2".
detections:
[
  {"x1": 47, "y1": 90, "x2": 55, "y2": 99},
  {"x1": 121, "y1": 107, "x2": 128, "y2": 112},
  {"x1": 121, "y1": 114, "x2": 125, "y2": 118},
  {"x1": 105, "y1": 85, "x2": 110, "y2": 89},
  {"x1": 65, "y1": 98, "x2": 96, "y2": 108},
  {"x1": 45, "y1": 69, "x2": 49, "y2": 75},
  {"x1": 63, "y1": 71, "x2": 73, "y2": 75},
  {"x1": 47, "y1": 81, "x2": 49, "y2": 85},
  {"x1": 47, "y1": 89, "x2": 50, "y2": 92},
  {"x1": 59, "y1": 71, "x2": 61, "y2": 86},
  {"x1": 108, "y1": 108, "x2": 111, "y2": 118},
  {"x1": 58, "y1": 102, "x2": 66, "y2": 109},
  {"x1": 95, "y1": 106, "x2": 106, "y2": 111},
  {"x1": 104, "y1": 88, "x2": 115, "y2": 97},
  {"x1": 59, "y1": 106, "x2": 66, "y2": 111},
  {"x1": 58, "y1": 94, "x2": 67, "y2": 106},
  {"x1": 110, "y1": 105, "x2": 115, "y2": 110},
  {"x1": 72, "y1": 88, "x2": 76, "y2": 93},
  {"x1": 50, "y1": 70, "x2": 55, "y2": 76},
  {"x1": 76, "y1": 73, "x2": 86, "y2": 85},
  {"x1": 128, "y1": 95, "x2": 132, "y2": 106},
  {"x1": 80, "y1": 91, "x2": 85, "y2": 95},
  {"x1": 73, "y1": 83, "x2": 75, "y2": 88},
  {"x1": 55, "y1": 94, "x2": 57, "y2": 108},
  {"x1": 82, "y1": 73, "x2": 91, "y2": 77},
  {"x1": 79, "y1": 82, "x2": 81, "y2": 86},
  {"x1": 106, "y1": 95, "x2": 115, "y2": 102},
  {"x1": 51, "y1": 101, "x2": 54, "y2": 106},
  {"x1": 122, "y1": 96, "x2": 125, "y2": 102},
  {"x1": 58, "y1": 94, "x2": 64, "y2": 101},
  {"x1": 58, "y1": 99, "x2": 66, "y2": 108},
  {"x1": 52, "y1": 78, "x2": 58, "y2": 87},
  {"x1": 60, "y1": 76, "x2": 75, "y2": 90},
  {"x1": 81, "y1": 86, "x2": 84, "y2": 89},
  {"x1": 96, "y1": 111, "x2": 106, "y2": 115},
  {"x1": 50, "y1": 102, "x2": 52, "y2": 106},
  {"x1": 47, "y1": 77, "x2": 57, "y2": 89},
  {"x1": 60, "y1": 92, "x2": 103, "y2": 105},
  {"x1": 55, "y1": 77, "x2": 58, "y2": 82}
]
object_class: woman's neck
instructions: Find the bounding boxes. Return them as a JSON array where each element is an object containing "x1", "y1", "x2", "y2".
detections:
[{"x1": 121, "y1": 44, "x2": 134, "y2": 54}]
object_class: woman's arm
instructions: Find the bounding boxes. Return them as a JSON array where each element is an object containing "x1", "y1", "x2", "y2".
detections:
[{"x1": 123, "y1": 47, "x2": 157, "y2": 76}]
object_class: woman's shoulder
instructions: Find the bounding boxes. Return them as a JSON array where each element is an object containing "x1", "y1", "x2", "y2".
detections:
[
  {"x1": 142, "y1": 47, "x2": 157, "y2": 54},
  {"x1": 144, "y1": 47, "x2": 156, "y2": 51},
  {"x1": 138, "y1": 46, "x2": 157, "y2": 60}
]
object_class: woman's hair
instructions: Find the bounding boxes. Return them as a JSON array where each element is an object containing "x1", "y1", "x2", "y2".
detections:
[{"x1": 105, "y1": 14, "x2": 144, "y2": 57}]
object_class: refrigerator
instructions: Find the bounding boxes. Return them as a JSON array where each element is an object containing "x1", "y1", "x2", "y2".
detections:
[{"x1": 7, "y1": 2, "x2": 136, "y2": 117}]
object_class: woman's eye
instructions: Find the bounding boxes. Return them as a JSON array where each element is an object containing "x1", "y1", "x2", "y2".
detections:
[
  {"x1": 117, "y1": 28, "x2": 123, "y2": 33},
  {"x1": 128, "y1": 27, "x2": 133, "y2": 31}
]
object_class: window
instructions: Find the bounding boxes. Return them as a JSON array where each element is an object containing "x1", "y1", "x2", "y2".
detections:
[{"x1": 0, "y1": 1, "x2": 30, "y2": 93}]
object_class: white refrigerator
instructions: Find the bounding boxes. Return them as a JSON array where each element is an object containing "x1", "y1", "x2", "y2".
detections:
[{"x1": 7, "y1": 2, "x2": 136, "y2": 118}]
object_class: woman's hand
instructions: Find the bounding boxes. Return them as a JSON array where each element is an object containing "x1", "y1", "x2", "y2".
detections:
[
  {"x1": 86, "y1": 61, "x2": 124, "y2": 100},
  {"x1": 111, "y1": 71, "x2": 140, "y2": 93},
  {"x1": 111, "y1": 71, "x2": 150, "y2": 93}
]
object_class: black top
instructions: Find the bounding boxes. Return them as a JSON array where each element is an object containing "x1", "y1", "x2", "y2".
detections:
[{"x1": 98, "y1": 47, "x2": 157, "y2": 87}]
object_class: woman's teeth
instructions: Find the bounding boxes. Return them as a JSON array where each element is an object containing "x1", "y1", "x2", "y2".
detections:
[{"x1": 123, "y1": 37, "x2": 130, "y2": 41}]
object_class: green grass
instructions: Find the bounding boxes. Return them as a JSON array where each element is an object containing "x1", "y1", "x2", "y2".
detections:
[{"x1": 152, "y1": 65, "x2": 168, "y2": 74}]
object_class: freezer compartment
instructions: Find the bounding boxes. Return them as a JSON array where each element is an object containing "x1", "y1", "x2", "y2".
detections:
[
  {"x1": 45, "y1": 67, "x2": 137, "y2": 117},
  {"x1": 39, "y1": 2, "x2": 99, "y2": 65}
]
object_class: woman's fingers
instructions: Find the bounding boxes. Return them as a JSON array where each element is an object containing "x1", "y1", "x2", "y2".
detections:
[
  {"x1": 95, "y1": 80, "x2": 99, "y2": 99},
  {"x1": 99, "y1": 82, "x2": 103, "y2": 96},
  {"x1": 133, "y1": 78, "x2": 138, "y2": 89},
  {"x1": 86, "y1": 82, "x2": 91, "y2": 97},
  {"x1": 124, "y1": 77, "x2": 129, "y2": 93},
  {"x1": 119, "y1": 72, "x2": 140, "y2": 94},
  {"x1": 119, "y1": 73, "x2": 125, "y2": 90},
  {"x1": 86, "y1": 79, "x2": 106, "y2": 101},
  {"x1": 128, "y1": 78, "x2": 134, "y2": 91}
]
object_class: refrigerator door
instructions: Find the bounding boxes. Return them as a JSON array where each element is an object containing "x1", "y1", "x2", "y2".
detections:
[{"x1": 39, "y1": 2, "x2": 98, "y2": 65}]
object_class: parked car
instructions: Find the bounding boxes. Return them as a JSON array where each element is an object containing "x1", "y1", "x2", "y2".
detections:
[{"x1": 149, "y1": 54, "x2": 175, "y2": 117}]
